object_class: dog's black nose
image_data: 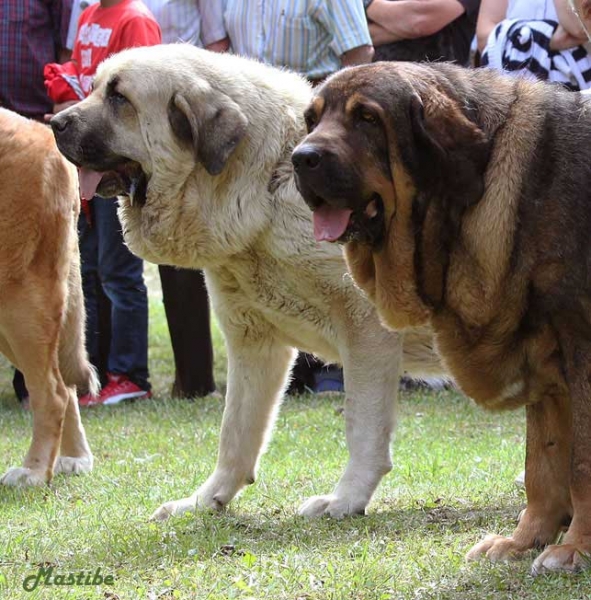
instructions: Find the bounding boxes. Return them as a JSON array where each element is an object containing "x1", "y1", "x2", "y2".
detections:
[
  {"x1": 49, "y1": 114, "x2": 69, "y2": 134},
  {"x1": 292, "y1": 146, "x2": 322, "y2": 172}
]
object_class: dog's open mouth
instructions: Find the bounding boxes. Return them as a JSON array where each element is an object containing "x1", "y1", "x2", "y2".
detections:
[
  {"x1": 78, "y1": 161, "x2": 148, "y2": 206},
  {"x1": 312, "y1": 193, "x2": 384, "y2": 246}
]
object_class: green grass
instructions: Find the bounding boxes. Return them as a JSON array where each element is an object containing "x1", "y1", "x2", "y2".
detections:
[{"x1": 0, "y1": 266, "x2": 590, "y2": 599}]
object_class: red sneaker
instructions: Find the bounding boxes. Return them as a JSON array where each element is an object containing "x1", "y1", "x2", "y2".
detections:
[{"x1": 79, "y1": 373, "x2": 151, "y2": 407}]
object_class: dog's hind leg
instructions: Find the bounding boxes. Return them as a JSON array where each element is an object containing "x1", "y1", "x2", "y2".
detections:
[
  {"x1": 54, "y1": 254, "x2": 95, "y2": 476},
  {"x1": 298, "y1": 323, "x2": 403, "y2": 518},
  {"x1": 54, "y1": 387, "x2": 94, "y2": 476},
  {"x1": 151, "y1": 327, "x2": 295, "y2": 521},
  {"x1": 1, "y1": 355, "x2": 68, "y2": 487},
  {"x1": 0, "y1": 283, "x2": 70, "y2": 487}
]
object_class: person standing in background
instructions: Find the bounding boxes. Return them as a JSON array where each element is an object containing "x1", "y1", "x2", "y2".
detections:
[
  {"x1": 364, "y1": 0, "x2": 481, "y2": 65},
  {"x1": 218, "y1": 0, "x2": 373, "y2": 84},
  {"x1": 1, "y1": 0, "x2": 73, "y2": 121},
  {"x1": 476, "y1": 0, "x2": 591, "y2": 89},
  {"x1": 137, "y1": 0, "x2": 226, "y2": 398},
  {"x1": 210, "y1": 0, "x2": 373, "y2": 393},
  {"x1": 50, "y1": 0, "x2": 161, "y2": 406}
]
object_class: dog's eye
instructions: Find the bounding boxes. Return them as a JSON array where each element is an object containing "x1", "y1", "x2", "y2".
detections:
[
  {"x1": 305, "y1": 112, "x2": 318, "y2": 132},
  {"x1": 109, "y1": 91, "x2": 128, "y2": 105},
  {"x1": 358, "y1": 109, "x2": 377, "y2": 124}
]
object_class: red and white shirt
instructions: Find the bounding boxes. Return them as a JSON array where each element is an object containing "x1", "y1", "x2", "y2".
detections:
[{"x1": 72, "y1": 0, "x2": 161, "y2": 95}]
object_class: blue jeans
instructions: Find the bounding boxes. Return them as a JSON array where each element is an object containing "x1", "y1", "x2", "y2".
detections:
[{"x1": 78, "y1": 197, "x2": 150, "y2": 390}]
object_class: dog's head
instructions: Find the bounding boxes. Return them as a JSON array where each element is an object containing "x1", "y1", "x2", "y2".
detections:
[
  {"x1": 292, "y1": 62, "x2": 492, "y2": 326},
  {"x1": 51, "y1": 45, "x2": 249, "y2": 205}
]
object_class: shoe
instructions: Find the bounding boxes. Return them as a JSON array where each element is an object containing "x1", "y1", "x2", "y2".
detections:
[
  {"x1": 313, "y1": 366, "x2": 345, "y2": 393},
  {"x1": 79, "y1": 373, "x2": 151, "y2": 407}
]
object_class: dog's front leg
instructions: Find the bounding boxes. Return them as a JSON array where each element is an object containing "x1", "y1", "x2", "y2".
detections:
[
  {"x1": 531, "y1": 338, "x2": 591, "y2": 575},
  {"x1": 299, "y1": 325, "x2": 403, "y2": 518},
  {"x1": 151, "y1": 330, "x2": 295, "y2": 521},
  {"x1": 467, "y1": 391, "x2": 572, "y2": 565}
]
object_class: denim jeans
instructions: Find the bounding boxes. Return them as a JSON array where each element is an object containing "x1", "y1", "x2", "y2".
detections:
[{"x1": 78, "y1": 196, "x2": 150, "y2": 390}]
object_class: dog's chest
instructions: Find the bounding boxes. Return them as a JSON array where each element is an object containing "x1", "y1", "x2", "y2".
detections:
[
  {"x1": 434, "y1": 314, "x2": 565, "y2": 410},
  {"x1": 220, "y1": 254, "x2": 342, "y2": 360}
]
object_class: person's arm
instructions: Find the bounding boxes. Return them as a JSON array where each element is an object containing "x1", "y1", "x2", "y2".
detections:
[
  {"x1": 321, "y1": 0, "x2": 374, "y2": 67},
  {"x1": 341, "y1": 44, "x2": 375, "y2": 66},
  {"x1": 570, "y1": 0, "x2": 591, "y2": 35},
  {"x1": 366, "y1": 0, "x2": 465, "y2": 43},
  {"x1": 369, "y1": 21, "x2": 400, "y2": 45},
  {"x1": 556, "y1": 0, "x2": 588, "y2": 37},
  {"x1": 198, "y1": 0, "x2": 229, "y2": 50},
  {"x1": 475, "y1": 0, "x2": 508, "y2": 52},
  {"x1": 550, "y1": 0, "x2": 589, "y2": 49}
]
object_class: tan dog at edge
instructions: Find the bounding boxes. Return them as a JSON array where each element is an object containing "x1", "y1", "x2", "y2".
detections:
[{"x1": 0, "y1": 108, "x2": 97, "y2": 487}]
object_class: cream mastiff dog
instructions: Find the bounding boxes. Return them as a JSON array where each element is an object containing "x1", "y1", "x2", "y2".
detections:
[{"x1": 51, "y1": 45, "x2": 445, "y2": 520}]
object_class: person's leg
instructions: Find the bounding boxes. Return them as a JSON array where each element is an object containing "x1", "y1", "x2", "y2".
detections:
[
  {"x1": 158, "y1": 265, "x2": 216, "y2": 397},
  {"x1": 12, "y1": 368, "x2": 28, "y2": 404},
  {"x1": 96, "y1": 280, "x2": 112, "y2": 387},
  {"x1": 94, "y1": 197, "x2": 150, "y2": 391},
  {"x1": 77, "y1": 210, "x2": 100, "y2": 374},
  {"x1": 287, "y1": 352, "x2": 321, "y2": 394}
]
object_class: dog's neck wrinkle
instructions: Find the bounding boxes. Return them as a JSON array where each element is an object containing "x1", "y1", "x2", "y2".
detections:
[{"x1": 442, "y1": 80, "x2": 547, "y2": 329}]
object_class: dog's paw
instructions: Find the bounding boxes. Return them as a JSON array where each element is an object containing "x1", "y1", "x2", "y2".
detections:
[
  {"x1": 54, "y1": 455, "x2": 94, "y2": 476},
  {"x1": 151, "y1": 472, "x2": 246, "y2": 522},
  {"x1": 150, "y1": 493, "x2": 198, "y2": 522},
  {"x1": 466, "y1": 534, "x2": 527, "y2": 562},
  {"x1": 0, "y1": 467, "x2": 47, "y2": 487},
  {"x1": 531, "y1": 544, "x2": 591, "y2": 575},
  {"x1": 298, "y1": 494, "x2": 367, "y2": 518}
]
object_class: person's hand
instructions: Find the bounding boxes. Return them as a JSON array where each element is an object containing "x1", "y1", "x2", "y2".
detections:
[
  {"x1": 550, "y1": 23, "x2": 587, "y2": 50},
  {"x1": 44, "y1": 100, "x2": 78, "y2": 123},
  {"x1": 206, "y1": 37, "x2": 230, "y2": 53}
]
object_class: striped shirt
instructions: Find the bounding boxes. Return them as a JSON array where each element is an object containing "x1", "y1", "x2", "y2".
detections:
[
  {"x1": 482, "y1": 18, "x2": 591, "y2": 90},
  {"x1": 221, "y1": 0, "x2": 371, "y2": 79},
  {"x1": 142, "y1": 0, "x2": 224, "y2": 45},
  {"x1": 0, "y1": 0, "x2": 73, "y2": 120}
]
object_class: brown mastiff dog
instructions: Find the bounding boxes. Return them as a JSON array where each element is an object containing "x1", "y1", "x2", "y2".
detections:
[
  {"x1": 0, "y1": 108, "x2": 96, "y2": 487},
  {"x1": 292, "y1": 61, "x2": 591, "y2": 574}
]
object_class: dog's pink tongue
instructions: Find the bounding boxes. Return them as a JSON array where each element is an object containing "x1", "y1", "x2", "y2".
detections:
[
  {"x1": 313, "y1": 205, "x2": 353, "y2": 242},
  {"x1": 78, "y1": 168, "x2": 104, "y2": 200}
]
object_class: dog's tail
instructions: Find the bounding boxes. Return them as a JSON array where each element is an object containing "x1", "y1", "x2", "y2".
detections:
[{"x1": 58, "y1": 228, "x2": 100, "y2": 396}]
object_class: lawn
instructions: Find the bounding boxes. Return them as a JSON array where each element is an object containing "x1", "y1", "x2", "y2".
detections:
[{"x1": 0, "y1": 267, "x2": 590, "y2": 599}]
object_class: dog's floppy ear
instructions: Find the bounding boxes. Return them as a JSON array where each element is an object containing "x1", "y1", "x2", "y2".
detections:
[
  {"x1": 168, "y1": 88, "x2": 248, "y2": 175},
  {"x1": 407, "y1": 90, "x2": 490, "y2": 208}
]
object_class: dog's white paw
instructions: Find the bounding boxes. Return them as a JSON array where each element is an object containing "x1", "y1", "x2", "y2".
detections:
[
  {"x1": 151, "y1": 471, "x2": 246, "y2": 521},
  {"x1": 298, "y1": 494, "x2": 367, "y2": 518},
  {"x1": 0, "y1": 467, "x2": 47, "y2": 487},
  {"x1": 150, "y1": 493, "x2": 198, "y2": 522},
  {"x1": 54, "y1": 455, "x2": 94, "y2": 476}
]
